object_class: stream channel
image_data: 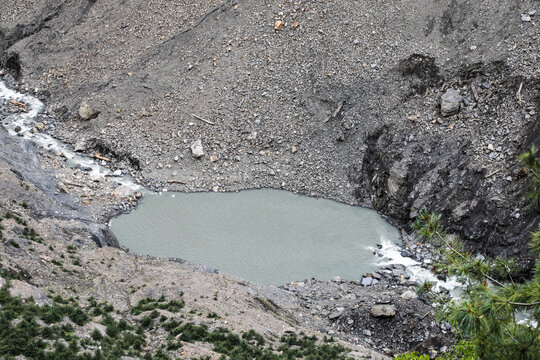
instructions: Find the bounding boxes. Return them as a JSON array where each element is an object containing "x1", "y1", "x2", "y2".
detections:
[{"x1": 0, "y1": 80, "x2": 454, "y2": 288}]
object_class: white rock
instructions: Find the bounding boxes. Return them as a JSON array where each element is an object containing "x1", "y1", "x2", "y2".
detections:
[
  {"x1": 190, "y1": 139, "x2": 205, "y2": 158},
  {"x1": 521, "y1": 13, "x2": 531, "y2": 22},
  {"x1": 78, "y1": 101, "x2": 98, "y2": 120},
  {"x1": 112, "y1": 185, "x2": 135, "y2": 199},
  {"x1": 401, "y1": 289, "x2": 418, "y2": 300}
]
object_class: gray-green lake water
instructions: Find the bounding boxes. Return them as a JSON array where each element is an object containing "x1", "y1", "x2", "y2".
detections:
[{"x1": 109, "y1": 189, "x2": 400, "y2": 285}]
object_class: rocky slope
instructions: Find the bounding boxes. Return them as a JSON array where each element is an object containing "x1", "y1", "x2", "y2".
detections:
[
  {"x1": 0, "y1": 110, "x2": 454, "y2": 358},
  {"x1": 0, "y1": 0, "x2": 539, "y2": 358},
  {"x1": 1, "y1": 0, "x2": 538, "y2": 260}
]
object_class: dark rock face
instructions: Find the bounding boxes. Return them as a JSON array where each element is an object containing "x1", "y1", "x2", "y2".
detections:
[{"x1": 351, "y1": 59, "x2": 540, "y2": 264}]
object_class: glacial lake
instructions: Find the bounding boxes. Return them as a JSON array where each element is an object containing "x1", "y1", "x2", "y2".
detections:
[{"x1": 109, "y1": 189, "x2": 400, "y2": 285}]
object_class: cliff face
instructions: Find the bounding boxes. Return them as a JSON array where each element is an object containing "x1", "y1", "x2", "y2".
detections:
[{"x1": 353, "y1": 61, "x2": 540, "y2": 261}]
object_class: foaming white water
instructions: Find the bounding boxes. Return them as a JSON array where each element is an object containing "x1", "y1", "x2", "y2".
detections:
[
  {"x1": 0, "y1": 81, "x2": 141, "y2": 190},
  {"x1": 372, "y1": 237, "x2": 462, "y2": 293}
]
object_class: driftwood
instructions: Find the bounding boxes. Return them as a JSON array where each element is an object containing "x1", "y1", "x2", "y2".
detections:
[
  {"x1": 167, "y1": 179, "x2": 187, "y2": 184},
  {"x1": 92, "y1": 153, "x2": 111, "y2": 162},
  {"x1": 9, "y1": 99, "x2": 26, "y2": 108},
  {"x1": 192, "y1": 114, "x2": 215, "y2": 125}
]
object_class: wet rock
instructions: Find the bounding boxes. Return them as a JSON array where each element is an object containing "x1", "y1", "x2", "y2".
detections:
[
  {"x1": 190, "y1": 139, "x2": 204, "y2": 158},
  {"x1": 112, "y1": 185, "x2": 136, "y2": 199},
  {"x1": 440, "y1": 89, "x2": 462, "y2": 116},
  {"x1": 361, "y1": 277, "x2": 373, "y2": 286},
  {"x1": 370, "y1": 304, "x2": 396, "y2": 317},
  {"x1": 78, "y1": 101, "x2": 99, "y2": 120}
]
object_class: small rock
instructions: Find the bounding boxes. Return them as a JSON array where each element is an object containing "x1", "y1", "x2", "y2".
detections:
[
  {"x1": 401, "y1": 289, "x2": 418, "y2": 300},
  {"x1": 112, "y1": 185, "x2": 136, "y2": 199},
  {"x1": 74, "y1": 138, "x2": 87, "y2": 152},
  {"x1": 370, "y1": 304, "x2": 396, "y2": 317},
  {"x1": 78, "y1": 101, "x2": 99, "y2": 120},
  {"x1": 328, "y1": 311, "x2": 342, "y2": 320},
  {"x1": 392, "y1": 269, "x2": 403, "y2": 277},
  {"x1": 487, "y1": 143, "x2": 494, "y2": 151},
  {"x1": 529, "y1": 10, "x2": 536, "y2": 16},
  {"x1": 57, "y1": 182, "x2": 69, "y2": 194},
  {"x1": 190, "y1": 139, "x2": 205, "y2": 158},
  {"x1": 362, "y1": 329, "x2": 372, "y2": 336},
  {"x1": 35, "y1": 122, "x2": 45, "y2": 131},
  {"x1": 274, "y1": 20, "x2": 284, "y2": 31},
  {"x1": 247, "y1": 131, "x2": 257, "y2": 141},
  {"x1": 291, "y1": 145, "x2": 297, "y2": 154},
  {"x1": 441, "y1": 89, "x2": 462, "y2": 116},
  {"x1": 521, "y1": 14, "x2": 531, "y2": 22},
  {"x1": 210, "y1": 154, "x2": 218, "y2": 162},
  {"x1": 361, "y1": 277, "x2": 373, "y2": 286}
]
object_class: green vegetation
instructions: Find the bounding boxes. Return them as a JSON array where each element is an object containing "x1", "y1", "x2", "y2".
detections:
[
  {"x1": 519, "y1": 145, "x2": 540, "y2": 209},
  {"x1": 1, "y1": 279, "x2": 353, "y2": 359},
  {"x1": 395, "y1": 341, "x2": 477, "y2": 360},
  {"x1": 395, "y1": 146, "x2": 540, "y2": 359},
  {"x1": 0, "y1": 211, "x2": 43, "y2": 244},
  {"x1": 162, "y1": 320, "x2": 352, "y2": 359},
  {"x1": 130, "y1": 295, "x2": 185, "y2": 315},
  {"x1": 411, "y1": 213, "x2": 539, "y2": 359}
]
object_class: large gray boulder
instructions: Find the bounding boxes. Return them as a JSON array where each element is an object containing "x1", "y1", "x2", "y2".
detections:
[{"x1": 9, "y1": 280, "x2": 53, "y2": 306}]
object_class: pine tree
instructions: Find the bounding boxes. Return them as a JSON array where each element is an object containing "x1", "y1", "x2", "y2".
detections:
[{"x1": 411, "y1": 146, "x2": 540, "y2": 359}]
